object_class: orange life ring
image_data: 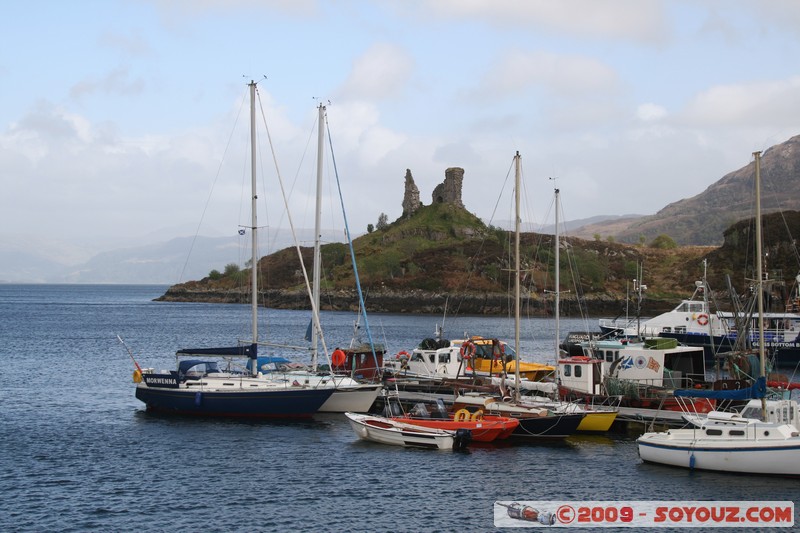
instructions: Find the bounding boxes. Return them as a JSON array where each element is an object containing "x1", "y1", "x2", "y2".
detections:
[
  {"x1": 331, "y1": 349, "x2": 346, "y2": 366},
  {"x1": 696, "y1": 313, "x2": 709, "y2": 326},
  {"x1": 396, "y1": 350, "x2": 410, "y2": 360},
  {"x1": 460, "y1": 341, "x2": 476, "y2": 359}
]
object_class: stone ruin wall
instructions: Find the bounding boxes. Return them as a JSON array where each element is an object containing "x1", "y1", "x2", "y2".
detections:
[{"x1": 402, "y1": 166, "x2": 464, "y2": 217}]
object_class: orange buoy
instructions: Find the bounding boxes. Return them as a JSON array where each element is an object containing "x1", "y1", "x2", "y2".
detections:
[{"x1": 331, "y1": 349, "x2": 346, "y2": 366}]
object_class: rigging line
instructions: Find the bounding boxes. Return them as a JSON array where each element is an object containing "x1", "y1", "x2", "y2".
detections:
[
  {"x1": 177, "y1": 86, "x2": 248, "y2": 283},
  {"x1": 324, "y1": 117, "x2": 381, "y2": 369},
  {"x1": 255, "y1": 88, "x2": 334, "y2": 368}
]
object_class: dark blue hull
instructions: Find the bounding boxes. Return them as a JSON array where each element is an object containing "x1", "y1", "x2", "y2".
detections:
[
  {"x1": 135, "y1": 386, "x2": 334, "y2": 418},
  {"x1": 511, "y1": 413, "x2": 584, "y2": 439}
]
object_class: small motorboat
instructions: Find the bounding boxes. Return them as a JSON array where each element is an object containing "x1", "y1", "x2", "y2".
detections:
[
  {"x1": 344, "y1": 412, "x2": 471, "y2": 450},
  {"x1": 395, "y1": 402, "x2": 519, "y2": 442}
]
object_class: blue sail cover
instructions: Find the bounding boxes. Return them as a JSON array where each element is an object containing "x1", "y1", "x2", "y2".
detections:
[
  {"x1": 176, "y1": 345, "x2": 255, "y2": 358},
  {"x1": 674, "y1": 377, "x2": 767, "y2": 400}
]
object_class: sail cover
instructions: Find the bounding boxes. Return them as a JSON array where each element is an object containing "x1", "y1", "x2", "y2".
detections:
[{"x1": 674, "y1": 377, "x2": 766, "y2": 400}]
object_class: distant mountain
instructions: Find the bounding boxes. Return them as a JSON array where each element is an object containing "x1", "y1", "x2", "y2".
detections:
[
  {"x1": 575, "y1": 134, "x2": 800, "y2": 245},
  {"x1": 0, "y1": 229, "x2": 346, "y2": 284},
  {"x1": 53, "y1": 236, "x2": 240, "y2": 284}
]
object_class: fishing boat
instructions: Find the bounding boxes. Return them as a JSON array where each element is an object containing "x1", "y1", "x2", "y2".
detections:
[
  {"x1": 557, "y1": 337, "x2": 715, "y2": 418},
  {"x1": 598, "y1": 268, "x2": 800, "y2": 370},
  {"x1": 344, "y1": 412, "x2": 471, "y2": 450},
  {"x1": 132, "y1": 81, "x2": 333, "y2": 418},
  {"x1": 384, "y1": 335, "x2": 554, "y2": 384},
  {"x1": 637, "y1": 151, "x2": 800, "y2": 475}
]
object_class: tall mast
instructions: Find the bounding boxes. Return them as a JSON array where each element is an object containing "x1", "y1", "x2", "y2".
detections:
[
  {"x1": 754, "y1": 151, "x2": 766, "y2": 418},
  {"x1": 249, "y1": 80, "x2": 258, "y2": 376},
  {"x1": 554, "y1": 187, "x2": 560, "y2": 361},
  {"x1": 311, "y1": 104, "x2": 325, "y2": 368},
  {"x1": 514, "y1": 151, "x2": 521, "y2": 402}
]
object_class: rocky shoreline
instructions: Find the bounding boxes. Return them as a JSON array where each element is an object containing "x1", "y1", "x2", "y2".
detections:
[{"x1": 155, "y1": 286, "x2": 679, "y2": 317}]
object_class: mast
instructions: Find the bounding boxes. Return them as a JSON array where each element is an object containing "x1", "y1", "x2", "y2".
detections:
[
  {"x1": 754, "y1": 150, "x2": 766, "y2": 418},
  {"x1": 553, "y1": 186, "x2": 560, "y2": 361},
  {"x1": 249, "y1": 80, "x2": 258, "y2": 376},
  {"x1": 513, "y1": 152, "x2": 521, "y2": 403},
  {"x1": 311, "y1": 104, "x2": 325, "y2": 369}
]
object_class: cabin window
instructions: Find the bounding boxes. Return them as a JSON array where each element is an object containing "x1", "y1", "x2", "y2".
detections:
[
  {"x1": 574, "y1": 366, "x2": 582, "y2": 378},
  {"x1": 428, "y1": 354, "x2": 436, "y2": 363},
  {"x1": 729, "y1": 430, "x2": 745, "y2": 436},
  {"x1": 605, "y1": 351, "x2": 614, "y2": 362},
  {"x1": 705, "y1": 429, "x2": 723, "y2": 436},
  {"x1": 663, "y1": 327, "x2": 672, "y2": 333},
  {"x1": 440, "y1": 352, "x2": 450, "y2": 364},
  {"x1": 411, "y1": 353, "x2": 424, "y2": 362},
  {"x1": 563, "y1": 365, "x2": 572, "y2": 377}
]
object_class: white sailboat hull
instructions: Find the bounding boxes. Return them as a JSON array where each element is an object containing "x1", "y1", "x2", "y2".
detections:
[
  {"x1": 637, "y1": 425, "x2": 800, "y2": 476},
  {"x1": 319, "y1": 384, "x2": 382, "y2": 413}
]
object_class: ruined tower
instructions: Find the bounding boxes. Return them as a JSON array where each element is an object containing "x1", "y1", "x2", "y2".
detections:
[{"x1": 431, "y1": 167, "x2": 464, "y2": 208}]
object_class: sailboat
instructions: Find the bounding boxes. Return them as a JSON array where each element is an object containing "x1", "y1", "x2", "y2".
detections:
[
  {"x1": 511, "y1": 186, "x2": 619, "y2": 432},
  {"x1": 636, "y1": 151, "x2": 800, "y2": 475},
  {"x1": 453, "y1": 152, "x2": 584, "y2": 438},
  {"x1": 132, "y1": 81, "x2": 334, "y2": 417},
  {"x1": 263, "y1": 104, "x2": 382, "y2": 413}
]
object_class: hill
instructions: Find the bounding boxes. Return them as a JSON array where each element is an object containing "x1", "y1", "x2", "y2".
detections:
[
  {"x1": 159, "y1": 202, "x2": 800, "y2": 317},
  {"x1": 574, "y1": 135, "x2": 800, "y2": 245}
]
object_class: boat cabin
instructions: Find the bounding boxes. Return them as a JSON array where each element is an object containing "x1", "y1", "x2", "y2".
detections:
[
  {"x1": 558, "y1": 338, "x2": 708, "y2": 396},
  {"x1": 386, "y1": 336, "x2": 554, "y2": 381},
  {"x1": 330, "y1": 344, "x2": 384, "y2": 381}
]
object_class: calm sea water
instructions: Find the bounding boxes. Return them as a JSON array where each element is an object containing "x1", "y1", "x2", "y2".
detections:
[{"x1": 0, "y1": 284, "x2": 796, "y2": 532}]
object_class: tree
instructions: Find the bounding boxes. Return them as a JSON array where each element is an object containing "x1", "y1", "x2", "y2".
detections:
[
  {"x1": 650, "y1": 234, "x2": 678, "y2": 249},
  {"x1": 367, "y1": 223, "x2": 374, "y2": 233},
  {"x1": 224, "y1": 263, "x2": 241, "y2": 276},
  {"x1": 376, "y1": 212, "x2": 389, "y2": 230},
  {"x1": 208, "y1": 269, "x2": 222, "y2": 280}
]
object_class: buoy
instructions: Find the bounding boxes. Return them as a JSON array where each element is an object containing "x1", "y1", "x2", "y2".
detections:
[
  {"x1": 331, "y1": 349, "x2": 346, "y2": 366},
  {"x1": 133, "y1": 369, "x2": 142, "y2": 383},
  {"x1": 454, "y1": 408, "x2": 471, "y2": 421},
  {"x1": 194, "y1": 391, "x2": 202, "y2": 406}
]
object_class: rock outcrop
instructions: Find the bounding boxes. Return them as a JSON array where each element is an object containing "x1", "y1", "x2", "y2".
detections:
[{"x1": 402, "y1": 169, "x2": 421, "y2": 217}]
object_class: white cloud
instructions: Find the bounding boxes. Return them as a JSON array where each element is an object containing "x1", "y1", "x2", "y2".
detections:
[
  {"x1": 335, "y1": 43, "x2": 415, "y2": 102},
  {"x1": 418, "y1": 0, "x2": 669, "y2": 43},
  {"x1": 681, "y1": 76, "x2": 800, "y2": 127},
  {"x1": 637, "y1": 103, "x2": 668, "y2": 121},
  {"x1": 472, "y1": 49, "x2": 619, "y2": 100}
]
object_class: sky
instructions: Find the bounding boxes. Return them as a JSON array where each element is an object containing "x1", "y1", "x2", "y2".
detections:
[{"x1": 3, "y1": 0, "x2": 800, "y2": 264}]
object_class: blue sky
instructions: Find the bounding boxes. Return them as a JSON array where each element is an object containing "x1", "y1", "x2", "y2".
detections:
[{"x1": 3, "y1": 0, "x2": 800, "y2": 264}]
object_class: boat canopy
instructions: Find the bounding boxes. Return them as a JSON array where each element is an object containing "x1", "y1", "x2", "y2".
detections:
[
  {"x1": 177, "y1": 360, "x2": 221, "y2": 378},
  {"x1": 674, "y1": 377, "x2": 766, "y2": 400}
]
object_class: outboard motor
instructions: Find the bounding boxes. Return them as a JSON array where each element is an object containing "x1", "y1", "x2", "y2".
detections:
[{"x1": 452, "y1": 428, "x2": 472, "y2": 450}]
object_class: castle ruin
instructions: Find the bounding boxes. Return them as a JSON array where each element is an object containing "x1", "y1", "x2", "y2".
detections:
[{"x1": 402, "y1": 167, "x2": 465, "y2": 217}]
